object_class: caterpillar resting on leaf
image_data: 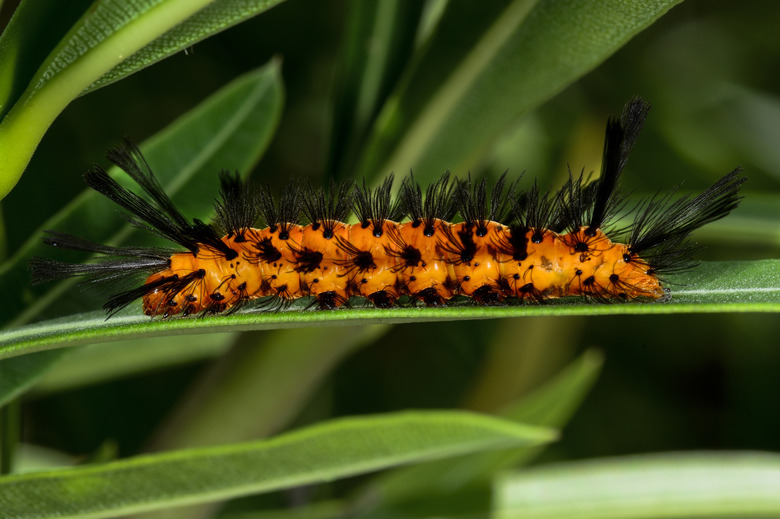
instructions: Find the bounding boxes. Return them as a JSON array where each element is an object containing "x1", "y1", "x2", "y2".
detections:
[{"x1": 31, "y1": 98, "x2": 746, "y2": 318}]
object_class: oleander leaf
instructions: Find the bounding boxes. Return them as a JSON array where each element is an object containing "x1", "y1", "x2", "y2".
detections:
[
  {"x1": 494, "y1": 452, "x2": 780, "y2": 519},
  {"x1": 0, "y1": 411, "x2": 556, "y2": 519}
]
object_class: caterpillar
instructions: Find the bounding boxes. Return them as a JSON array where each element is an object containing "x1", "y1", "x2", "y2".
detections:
[{"x1": 31, "y1": 98, "x2": 746, "y2": 318}]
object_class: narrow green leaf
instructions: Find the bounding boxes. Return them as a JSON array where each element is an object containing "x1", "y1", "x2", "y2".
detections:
[
  {"x1": 431, "y1": 349, "x2": 602, "y2": 483},
  {"x1": 358, "y1": 0, "x2": 683, "y2": 183},
  {"x1": 13, "y1": 444, "x2": 78, "y2": 474},
  {"x1": 85, "y1": 0, "x2": 286, "y2": 93},
  {"x1": 496, "y1": 349, "x2": 603, "y2": 428},
  {"x1": 1, "y1": 61, "x2": 283, "y2": 328},
  {"x1": 0, "y1": 411, "x2": 557, "y2": 519},
  {"x1": 494, "y1": 452, "x2": 780, "y2": 519},
  {"x1": 0, "y1": 0, "x2": 285, "y2": 199},
  {"x1": 356, "y1": 350, "x2": 603, "y2": 506},
  {"x1": 1, "y1": 260, "x2": 777, "y2": 362}
]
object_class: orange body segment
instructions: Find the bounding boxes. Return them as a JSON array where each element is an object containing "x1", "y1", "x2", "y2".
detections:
[
  {"x1": 298, "y1": 222, "x2": 351, "y2": 305},
  {"x1": 344, "y1": 221, "x2": 401, "y2": 303}
]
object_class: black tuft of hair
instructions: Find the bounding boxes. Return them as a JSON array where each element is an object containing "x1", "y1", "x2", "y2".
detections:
[
  {"x1": 384, "y1": 225, "x2": 423, "y2": 270},
  {"x1": 334, "y1": 236, "x2": 376, "y2": 273},
  {"x1": 30, "y1": 231, "x2": 172, "y2": 286},
  {"x1": 105, "y1": 140, "x2": 192, "y2": 233},
  {"x1": 104, "y1": 275, "x2": 176, "y2": 317},
  {"x1": 513, "y1": 180, "x2": 559, "y2": 242},
  {"x1": 411, "y1": 286, "x2": 446, "y2": 307},
  {"x1": 258, "y1": 179, "x2": 303, "y2": 239},
  {"x1": 188, "y1": 219, "x2": 240, "y2": 260},
  {"x1": 30, "y1": 255, "x2": 170, "y2": 286},
  {"x1": 627, "y1": 168, "x2": 747, "y2": 273},
  {"x1": 585, "y1": 97, "x2": 650, "y2": 234},
  {"x1": 214, "y1": 171, "x2": 261, "y2": 238},
  {"x1": 302, "y1": 179, "x2": 353, "y2": 238},
  {"x1": 84, "y1": 164, "x2": 200, "y2": 254},
  {"x1": 87, "y1": 141, "x2": 238, "y2": 259},
  {"x1": 437, "y1": 224, "x2": 478, "y2": 266},
  {"x1": 41, "y1": 231, "x2": 175, "y2": 259},
  {"x1": 309, "y1": 291, "x2": 349, "y2": 310},
  {"x1": 352, "y1": 175, "x2": 399, "y2": 237},
  {"x1": 457, "y1": 172, "x2": 519, "y2": 235},
  {"x1": 399, "y1": 171, "x2": 457, "y2": 236},
  {"x1": 290, "y1": 245, "x2": 324, "y2": 273},
  {"x1": 555, "y1": 167, "x2": 597, "y2": 232}
]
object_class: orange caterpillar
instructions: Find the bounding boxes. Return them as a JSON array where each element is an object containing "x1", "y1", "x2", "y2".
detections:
[{"x1": 32, "y1": 99, "x2": 745, "y2": 317}]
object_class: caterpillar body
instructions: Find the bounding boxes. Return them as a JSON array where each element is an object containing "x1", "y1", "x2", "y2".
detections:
[{"x1": 32, "y1": 99, "x2": 746, "y2": 318}]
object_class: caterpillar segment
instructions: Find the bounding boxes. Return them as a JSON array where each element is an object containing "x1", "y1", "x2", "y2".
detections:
[
  {"x1": 31, "y1": 98, "x2": 746, "y2": 318},
  {"x1": 388, "y1": 219, "x2": 455, "y2": 306}
]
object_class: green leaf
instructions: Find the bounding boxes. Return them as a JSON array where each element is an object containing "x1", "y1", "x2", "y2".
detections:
[
  {"x1": 357, "y1": 0, "x2": 683, "y2": 183},
  {"x1": 13, "y1": 444, "x2": 78, "y2": 474},
  {"x1": 0, "y1": 411, "x2": 557, "y2": 519},
  {"x1": 442, "y1": 349, "x2": 604, "y2": 480},
  {"x1": 0, "y1": 61, "x2": 283, "y2": 408},
  {"x1": 355, "y1": 350, "x2": 603, "y2": 506},
  {"x1": 85, "y1": 0, "x2": 287, "y2": 94},
  {"x1": 0, "y1": 0, "x2": 286, "y2": 199},
  {"x1": 494, "y1": 452, "x2": 780, "y2": 519},
  {"x1": 1, "y1": 60, "x2": 283, "y2": 328},
  {"x1": 1, "y1": 260, "x2": 777, "y2": 362}
]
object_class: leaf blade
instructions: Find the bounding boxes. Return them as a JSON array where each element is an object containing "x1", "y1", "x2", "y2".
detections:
[
  {"x1": 84, "y1": 0, "x2": 285, "y2": 94},
  {"x1": 355, "y1": 350, "x2": 604, "y2": 506},
  {"x1": 494, "y1": 452, "x2": 780, "y2": 519},
  {"x1": 0, "y1": 411, "x2": 557, "y2": 519}
]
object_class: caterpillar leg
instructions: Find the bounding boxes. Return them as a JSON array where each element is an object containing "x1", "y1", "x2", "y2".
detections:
[{"x1": 367, "y1": 290, "x2": 396, "y2": 309}]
